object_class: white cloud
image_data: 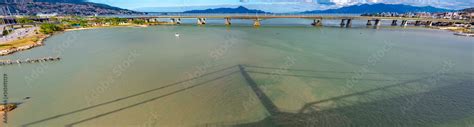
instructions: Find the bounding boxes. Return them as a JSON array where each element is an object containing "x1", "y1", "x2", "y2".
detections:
[{"x1": 320, "y1": 0, "x2": 472, "y2": 9}]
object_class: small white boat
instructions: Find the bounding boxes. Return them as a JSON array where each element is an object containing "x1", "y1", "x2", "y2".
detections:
[{"x1": 175, "y1": 33, "x2": 180, "y2": 37}]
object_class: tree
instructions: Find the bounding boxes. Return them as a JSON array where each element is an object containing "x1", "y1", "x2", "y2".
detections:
[
  {"x1": 49, "y1": 17, "x2": 59, "y2": 23},
  {"x1": 77, "y1": 19, "x2": 88, "y2": 27},
  {"x1": 60, "y1": 18, "x2": 88, "y2": 28},
  {"x1": 105, "y1": 17, "x2": 127, "y2": 25},
  {"x1": 2, "y1": 29, "x2": 11, "y2": 36},
  {"x1": 17, "y1": 18, "x2": 34, "y2": 24},
  {"x1": 40, "y1": 23, "x2": 63, "y2": 34},
  {"x1": 132, "y1": 19, "x2": 145, "y2": 25}
]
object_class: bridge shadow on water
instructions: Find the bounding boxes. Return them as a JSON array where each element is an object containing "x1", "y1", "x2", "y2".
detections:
[
  {"x1": 22, "y1": 65, "x2": 240, "y2": 127},
  {"x1": 21, "y1": 64, "x2": 473, "y2": 127},
  {"x1": 235, "y1": 66, "x2": 474, "y2": 127},
  {"x1": 236, "y1": 80, "x2": 474, "y2": 127}
]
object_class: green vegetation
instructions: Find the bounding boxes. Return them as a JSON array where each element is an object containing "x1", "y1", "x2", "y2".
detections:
[
  {"x1": 2, "y1": 29, "x2": 12, "y2": 36},
  {"x1": 25, "y1": 17, "x2": 160, "y2": 35},
  {"x1": 58, "y1": 17, "x2": 141, "y2": 27},
  {"x1": 40, "y1": 23, "x2": 63, "y2": 34},
  {"x1": 132, "y1": 19, "x2": 146, "y2": 25},
  {"x1": 61, "y1": 18, "x2": 88, "y2": 28},
  {"x1": 49, "y1": 17, "x2": 59, "y2": 22},
  {"x1": 17, "y1": 18, "x2": 34, "y2": 24},
  {"x1": 105, "y1": 17, "x2": 127, "y2": 25}
]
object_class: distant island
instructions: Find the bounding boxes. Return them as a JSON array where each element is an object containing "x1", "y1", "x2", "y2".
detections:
[
  {"x1": 183, "y1": 6, "x2": 267, "y2": 13},
  {"x1": 0, "y1": 0, "x2": 140, "y2": 15},
  {"x1": 303, "y1": 3, "x2": 453, "y2": 14},
  {"x1": 33, "y1": 0, "x2": 85, "y2": 3},
  {"x1": 172, "y1": 4, "x2": 455, "y2": 14},
  {"x1": 461, "y1": 7, "x2": 474, "y2": 13}
]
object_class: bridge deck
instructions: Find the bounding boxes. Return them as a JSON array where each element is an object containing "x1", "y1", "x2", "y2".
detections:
[{"x1": 127, "y1": 15, "x2": 467, "y2": 22}]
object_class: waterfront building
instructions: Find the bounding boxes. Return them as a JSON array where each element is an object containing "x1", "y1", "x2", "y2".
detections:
[{"x1": 36, "y1": 13, "x2": 58, "y2": 18}]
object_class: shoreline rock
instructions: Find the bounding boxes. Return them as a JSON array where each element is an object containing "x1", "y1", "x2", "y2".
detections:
[{"x1": 0, "y1": 34, "x2": 49, "y2": 56}]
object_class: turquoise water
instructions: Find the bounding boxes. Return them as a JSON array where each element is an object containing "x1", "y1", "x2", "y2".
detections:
[{"x1": 0, "y1": 23, "x2": 473, "y2": 126}]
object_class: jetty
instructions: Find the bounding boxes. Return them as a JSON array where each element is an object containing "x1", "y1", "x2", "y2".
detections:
[{"x1": 0, "y1": 56, "x2": 61, "y2": 66}]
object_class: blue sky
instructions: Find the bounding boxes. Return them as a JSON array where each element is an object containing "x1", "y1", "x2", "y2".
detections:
[
  {"x1": 91, "y1": 0, "x2": 243, "y2": 8},
  {"x1": 89, "y1": 0, "x2": 473, "y2": 12}
]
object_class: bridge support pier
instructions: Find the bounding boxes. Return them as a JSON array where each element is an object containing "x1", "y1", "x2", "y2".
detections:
[
  {"x1": 316, "y1": 19, "x2": 322, "y2": 26},
  {"x1": 401, "y1": 20, "x2": 408, "y2": 27},
  {"x1": 176, "y1": 18, "x2": 181, "y2": 24},
  {"x1": 225, "y1": 18, "x2": 231, "y2": 26},
  {"x1": 197, "y1": 18, "x2": 206, "y2": 25},
  {"x1": 340, "y1": 19, "x2": 346, "y2": 27},
  {"x1": 170, "y1": 18, "x2": 176, "y2": 24},
  {"x1": 254, "y1": 19, "x2": 261, "y2": 27},
  {"x1": 391, "y1": 20, "x2": 398, "y2": 26},
  {"x1": 415, "y1": 20, "x2": 421, "y2": 26},
  {"x1": 448, "y1": 22, "x2": 454, "y2": 26},
  {"x1": 425, "y1": 21, "x2": 432, "y2": 27},
  {"x1": 374, "y1": 19, "x2": 381, "y2": 26},
  {"x1": 366, "y1": 20, "x2": 372, "y2": 26},
  {"x1": 373, "y1": 19, "x2": 381, "y2": 29},
  {"x1": 311, "y1": 19, "x2": 322, "y2": 26},
  {"x1": 345, "y1": 19, "x2": 352, "y2": 28}
]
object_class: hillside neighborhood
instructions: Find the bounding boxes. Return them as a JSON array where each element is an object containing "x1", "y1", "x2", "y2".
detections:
[{"x1": 0, "y1": 0, "x2": 139, "y2": 16}]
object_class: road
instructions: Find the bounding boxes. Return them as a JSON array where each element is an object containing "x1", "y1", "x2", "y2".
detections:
[{"x1": 0, "y1": 26, "x2": 37, "y2": 44}]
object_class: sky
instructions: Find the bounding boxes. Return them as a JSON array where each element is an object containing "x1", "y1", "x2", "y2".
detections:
[
  {"x1": 89, "y1": 0, "x2": 473, "y2": 12},
  {"x1": 91, "y1": 0, "x2": 243, "y2": 8}
]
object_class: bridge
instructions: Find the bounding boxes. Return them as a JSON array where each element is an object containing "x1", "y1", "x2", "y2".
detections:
[
  {"x1": 0, "y1": 14, "x2": 470, "y2": 28},
  {"x1": 124, "y1": 14, "x2": 470, "y2": 27}
]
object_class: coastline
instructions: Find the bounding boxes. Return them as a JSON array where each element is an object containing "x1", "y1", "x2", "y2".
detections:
[
  {"x1": 0, "y1": 32, "x2": 50, "y2": 56},
  {"x1": 0, "y1": 24, "x2": 150, "y2": 56},
  {"x1": 64, "y1": 24, "x2": 149, "y2": 32}
]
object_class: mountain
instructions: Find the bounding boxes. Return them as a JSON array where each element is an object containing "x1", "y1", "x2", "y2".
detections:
[
  {"x1": 134, "y1": 4, "x2": 321, "y2": 13},
  {"x1": 34, "y1": 0, "x2": 85, "y2": 3},
  {"x1": 135, "y1": 5, "x2": 235, "y2": 13},
  {"x1": 311, "y1": 0, "x2": 472, "y2": 10},
  {"x1": 304, "y1": 3, "x2": 453, "y2": 14},
  {"x1": 0, "y1": 0, "x2": 140, "y2": 15},
  {"x1": 461, "y1": 7, "x2": 474, "y2": 13},
  {"x1": 183, "y1": 6, "x2": 267, "y2": 13},
  {"x1": 0, "y1": 0, "x2": 85, "y2": 4}
]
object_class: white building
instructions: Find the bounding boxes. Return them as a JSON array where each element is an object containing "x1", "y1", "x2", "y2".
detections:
[{"x1": 36, "y1": 13, "x2": 58, "y2": 18}]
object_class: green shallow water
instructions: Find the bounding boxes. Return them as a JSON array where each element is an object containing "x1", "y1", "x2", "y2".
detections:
[{"x1": 0, "y1": 25, "x2": 473, "y2": 127}]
